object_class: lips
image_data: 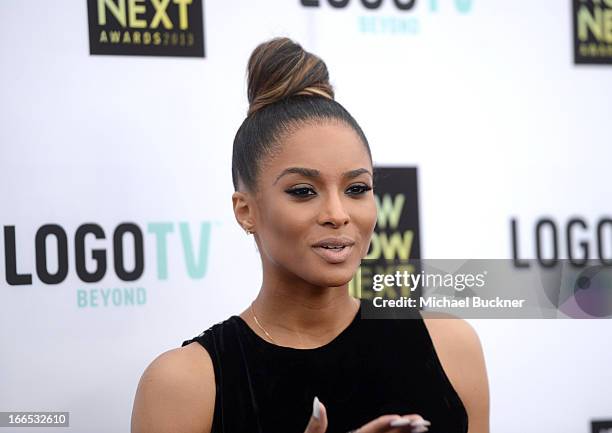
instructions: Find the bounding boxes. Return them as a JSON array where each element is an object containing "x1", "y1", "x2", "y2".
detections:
[
  {"x1": 312, "y1": 236, "x2": 355, "y2": 248},
  {"x1": 311, "y1": 236, "x2": 355, "y2": 264}
]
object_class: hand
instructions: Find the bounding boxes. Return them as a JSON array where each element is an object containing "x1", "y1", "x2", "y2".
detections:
[{"x1": 303, "y1": 396, "x2": 431, "y2": 433}]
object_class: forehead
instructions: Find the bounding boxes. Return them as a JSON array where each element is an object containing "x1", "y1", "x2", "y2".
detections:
[{"x1": 264, "y1": 121, "x2": 371, "y2": 175}]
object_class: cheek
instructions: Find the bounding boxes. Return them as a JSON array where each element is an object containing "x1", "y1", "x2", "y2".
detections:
[
  {"x1": 354, "y1": 200, "x2": 378, "y2": 252},
  {"x1": 261, "y1": 201, "x2": 312, "y2": 254},
  {"x1": 356, "y1": 197, "x2": 377, "y2": 227}
]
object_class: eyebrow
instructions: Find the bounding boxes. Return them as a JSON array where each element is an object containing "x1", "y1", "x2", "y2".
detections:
[{"x1": 273, "y1": 167, "x2": 372, "y2": 185}]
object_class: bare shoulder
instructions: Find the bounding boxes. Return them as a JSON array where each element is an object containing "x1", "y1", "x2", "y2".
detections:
[
  {"x1": 420, "y1": 311, "x2": 490, "y2": 433},
  {"x1": 420, "y1": 311, "x2": 480, "y2": 349},
  {"x1": 131, "y1": 342, "x2": 216, "y2": 433}
]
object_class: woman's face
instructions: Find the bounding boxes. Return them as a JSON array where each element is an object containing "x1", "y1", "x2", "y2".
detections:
[{"x1": 247, "y1": 121, "x2": 377, "y2": 288}]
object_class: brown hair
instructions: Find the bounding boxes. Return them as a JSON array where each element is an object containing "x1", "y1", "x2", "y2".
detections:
[
  {"x1": 232, "y1": 37, "x2": 371, "y2": 192},
  {"x1": 247, "y1": 37, "x2": 334, "y2": 115}
]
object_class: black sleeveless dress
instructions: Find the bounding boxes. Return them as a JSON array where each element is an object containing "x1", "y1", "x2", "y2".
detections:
[{"x1": 181, "y1": 299, "x2": 468, "y2": 433}]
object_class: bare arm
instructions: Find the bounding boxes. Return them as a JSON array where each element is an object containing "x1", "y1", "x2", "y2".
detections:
[
  {"x1": 422, "y1": 312, "x2": 490, "y2": 433},
  {"x1": 131, "y1": 343, "x2": 216, "y2": 433}
]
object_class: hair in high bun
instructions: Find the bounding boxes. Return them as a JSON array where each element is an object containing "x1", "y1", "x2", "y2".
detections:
[
  {"x1": 246, "y1": 37, "x2": 334, "y2": 116},
  {"x1": 232, "y1": 37, "x2": 371, "y2": 192}
]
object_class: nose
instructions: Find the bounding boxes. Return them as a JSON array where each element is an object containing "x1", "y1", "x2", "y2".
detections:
[{"x1": 317, "y1": 190, "x2": 350, "y2": 228}]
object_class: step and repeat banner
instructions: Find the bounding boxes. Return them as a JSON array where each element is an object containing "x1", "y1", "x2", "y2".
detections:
[{"x1": 1, "y1": 1, "x2": 611, "y2": 432}]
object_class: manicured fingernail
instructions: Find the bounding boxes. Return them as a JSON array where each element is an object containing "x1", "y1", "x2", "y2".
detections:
[
  {"x1": 411, "y1": 427, "x2": 428, "y2": 433},
  {"x1": 312, "y1": 396, "x2": 321, "y2": 420},
  {"x1": 390, "y1": 418, "x2": 412, "y2": 427},
  {"x1": 411, "y1": 420, "x2": 431, "y2": 427}
]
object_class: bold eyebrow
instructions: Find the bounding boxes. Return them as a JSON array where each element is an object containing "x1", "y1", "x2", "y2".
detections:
[{"x1": 273, "y1": 167, "x2": 372, "y2": 185}]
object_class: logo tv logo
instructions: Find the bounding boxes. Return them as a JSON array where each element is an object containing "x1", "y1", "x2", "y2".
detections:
[
  {"x1": 2, "y1": 222, "x2": 211, "y2": 285},
  {"x1": 573, "y1": 0, "x2": 612, "y2": 64},
  {"x1": 87, "y1": 0, "x2": 205, "y2": 57},
  {"x1": 300, "y1": 0, "x2": 472, "y2": 11},
  {"x1": 301, "y1": 0, "x2": 416, "y2": 9},
  {"x1": 300, "y1": 0, "x2": 473, "y2": 36}
]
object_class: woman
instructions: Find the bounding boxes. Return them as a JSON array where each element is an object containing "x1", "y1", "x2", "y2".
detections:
[{"x1": 131, "y1": 37, "x2": 489, "y2": 433}]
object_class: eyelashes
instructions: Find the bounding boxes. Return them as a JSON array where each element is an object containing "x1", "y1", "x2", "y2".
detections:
[
  {"x1": 285, "y1": 184, "x2": 373, "y2": 198},
  {"x1": 346, "y1": 184, "x2": 373, "y2": 195}
]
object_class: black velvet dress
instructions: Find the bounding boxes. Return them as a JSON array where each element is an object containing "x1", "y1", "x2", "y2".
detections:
[{"x1": 181, "y1": 298, "x2": 468, "y2": 433}]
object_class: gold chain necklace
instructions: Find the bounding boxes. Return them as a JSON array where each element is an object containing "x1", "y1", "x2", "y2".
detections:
[
  {"x1": 250, "y1": 298, "x2": 360, "y2": 346},
  {"x1": 250, "y1": 301, "x2": 277, "y2": 344}
]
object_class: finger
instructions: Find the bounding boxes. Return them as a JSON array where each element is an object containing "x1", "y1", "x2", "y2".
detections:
[
  {"x1": 304, "y1": 396, "x2": 328, "y2": 433},
  {"x1": 354, "y1": 414, "x2": 407, "y2": 433},
  {"x1": 356, "y1": 414, "x2": 430, "y2": 433},
  {"x1": 389, "y1": 415, "x2": 431, "y2": 432}
]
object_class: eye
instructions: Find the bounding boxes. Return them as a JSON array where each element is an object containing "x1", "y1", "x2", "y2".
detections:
[
  {"x1": 285, "y1": 186, "x2": 316, "y2": 197},
  {"x1": 285, "y1": 184, "x2": 373, "y2": 198},
  {"x1": 346, "y1": 184, "x2": 373, "y2": 195}
]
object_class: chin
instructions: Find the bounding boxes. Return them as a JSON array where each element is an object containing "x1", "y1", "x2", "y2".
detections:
[{"x1": 307, "y1": 265, "x2": 358, "y2": 288}]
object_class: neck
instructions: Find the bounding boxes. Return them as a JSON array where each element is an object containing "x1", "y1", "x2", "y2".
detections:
[{"x1": 245, "y1": 270, "x2": 360, "y2": 346}]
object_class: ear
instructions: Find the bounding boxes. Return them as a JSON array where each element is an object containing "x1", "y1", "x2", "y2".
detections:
[{"x1": 232, "y1": 190, "x2": 257, "y2": 232}]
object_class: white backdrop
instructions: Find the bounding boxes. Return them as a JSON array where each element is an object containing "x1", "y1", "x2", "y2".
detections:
[{"x1": 1, "y1": 1, "x2": 611, "y2": 432}]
